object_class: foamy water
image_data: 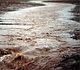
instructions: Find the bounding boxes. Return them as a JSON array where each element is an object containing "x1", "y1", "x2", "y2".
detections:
[
  {"x1": 0, "y1": 1, "x2": 79, "y2": 55},
  {"x1": 0, "y1": 1, "x2": 54, "y2": 24}
]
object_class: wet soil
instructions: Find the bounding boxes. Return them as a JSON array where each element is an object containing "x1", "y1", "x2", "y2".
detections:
[
  {"x1": 70, "y1": 28, "x2": 80, "y2": 40},
  {"x1": 69, "y1": 3, "x2": 80, "y2": 40},
  {"x1": 54, "y1": 53, "x2": 80, "y2": 70},
  {"x1": 0, "y1": 1, "x2": 44, "y2": 12},
  {"x1": 70, "y1": 4, "x2": 80, "y2": 23},
  {"x1": 44, "y1": 0, "x2": 80, "y2": 4}
]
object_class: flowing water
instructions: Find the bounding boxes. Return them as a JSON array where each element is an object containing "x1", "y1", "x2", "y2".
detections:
[{"x1": 0, "y1": 1, "x2": 80, "y2": 70}]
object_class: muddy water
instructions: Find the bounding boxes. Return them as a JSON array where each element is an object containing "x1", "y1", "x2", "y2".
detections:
[{"x1": 0, "y1": 1, "x2": 80, "y2": 70}]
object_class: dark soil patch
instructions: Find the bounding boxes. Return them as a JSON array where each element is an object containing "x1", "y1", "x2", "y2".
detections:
[
  {"x1": 70, "y1": 28, "x2": 80, "y2": 40},
  {"x1": 70, "y1": 5, "x2": 80, "y2": 22},
  {"x1": 44, "y1": 0, "x2": 80, "y2": 4},
  {"x1": 54, "y1": 53, "x2": 80, "y2": 70}
]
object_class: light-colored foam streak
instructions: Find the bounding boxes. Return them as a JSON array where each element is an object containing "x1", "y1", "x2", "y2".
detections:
[
  {"x1": 0, "y1": 1, "x2": 79, "y2": 54},
  {"x1": 57, "y1": 4, "x2": 76, "y2": 24},
  {"x1": 0, "y1": 1, "x2": 54, "y2": 24},
  {"x1": 0, "y1": 25, "x2": 32, "y2": 29}
]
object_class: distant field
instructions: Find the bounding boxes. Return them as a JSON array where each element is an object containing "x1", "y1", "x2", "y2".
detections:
[
  {"x1": 43, "y1": 0, "x2": 80, "y2": 3},
  {"x1": 0, "y1": 0, "x2": 29, "y2": 2},
  {"x1": 0, "y1": 0, "x2": 79, "y2": 4},
  {"x1": 0, "y1": 0, "x2": 79, "y2": 2}
]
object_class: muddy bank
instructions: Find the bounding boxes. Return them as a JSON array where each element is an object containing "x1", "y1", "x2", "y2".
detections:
[
  {"x1": 70, "y1": 28, "x2": 80, "y2": 40},
  {"x1": 54, "y1": 53, "x2": 80, "y2": 70},
  {"x1": 70, "y1": 4, "x2": 80, "y2": 22},
  {"x1": 69, "y1": 3, "x2": 80, "y2": 40},
  {"x1": 44, "y1": 0, "x2": 80, "y2": 4},
  {"x1": 57, "y1": 3, "x2": 80, "y2": 70},
  {"x1": 0, "y1": 1, "x2": 44, "y2": 12}
]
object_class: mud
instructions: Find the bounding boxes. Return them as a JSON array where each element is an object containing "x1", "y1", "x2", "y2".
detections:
[
  {"x1": 70, "y1": 4, "x2": 80, "y2": 22},
  {"x1": 54, "y1": 53, "x2": 80, "y2": 70},
  {"x1": 70, "y1": 28, "x2": 80, "y2": 40},
  {"x1": 69, "y1": 3, "x2": 80, "y2": 40}
]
